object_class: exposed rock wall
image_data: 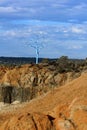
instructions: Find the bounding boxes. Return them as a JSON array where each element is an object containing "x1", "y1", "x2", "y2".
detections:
[
  {"x1": 0, "y1": 86, "x2": 33, "y2": 103},
  {"x1": 0, "y1": 64, "x2": 81, "y2": 103},
  {"x1": 0, "y1": 73, "x2": 87, "y2": 130}
]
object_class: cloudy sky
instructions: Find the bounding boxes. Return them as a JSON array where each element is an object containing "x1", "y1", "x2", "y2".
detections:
[{"x1": 0, "y1": 0, "x2": 87, "y2": 58}]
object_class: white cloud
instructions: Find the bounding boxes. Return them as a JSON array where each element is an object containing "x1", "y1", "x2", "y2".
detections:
[
  {"x1": 68, "y1": 45, "x2": 83, "y2": 49},
  {"x1": 0, "y1": 6, "x2": 28, "y2": 13},
  {"x1": 71, "y1": 26, "x2": 85, "y2": 34},
  {"x1": 4, "y1": 30, "x2": 17, "y2": 37},
  {"x1": 51, "y1": 3, "x2": 67, "y2": 8},
  {"x1": 0, "y1": 0, "x2": 86, "y2": 23},
  {"x1": 67, "y1": 3, "x2": 87, "y2": 17},
  {"x1": 0, "y1": 6, "x2": 17, "y2": 13},
  {"x1": 73, "y1": 3, "x2": 87, "y2": 10}
]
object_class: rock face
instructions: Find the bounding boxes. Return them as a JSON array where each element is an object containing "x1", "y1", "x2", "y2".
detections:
[
  {"x1": 0, "y1": 86, "x2": 31, "y2": 103},
  {"x1": 0, "y1": 64, "x2": 81, "y2": 103},
  {"x1": 0, "y1": 112, "x2": 55, "y2": 130},
  {"x1": 1, "y1": 99, "x2": 87, "y2": 130},
  {"x1": 0, "y1": 73, "x2": 87, "y2": 130}
]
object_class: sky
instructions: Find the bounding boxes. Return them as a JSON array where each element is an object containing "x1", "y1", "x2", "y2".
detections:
[{"x1": 0, "y1": 0, "x2": 87, "y2": 58}]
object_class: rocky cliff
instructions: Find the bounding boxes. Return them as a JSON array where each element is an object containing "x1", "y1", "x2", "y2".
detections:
[
  {"x1": 0, "y1": 64, "x2": 81, "y2": 103},
  {"x1": 0, "y1": 72, "x2": 87, "y2": 130}
]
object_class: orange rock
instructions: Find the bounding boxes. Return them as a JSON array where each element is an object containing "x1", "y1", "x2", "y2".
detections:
[{"x1": 0, "y1": 65, "x2": 87, "y2": 130}]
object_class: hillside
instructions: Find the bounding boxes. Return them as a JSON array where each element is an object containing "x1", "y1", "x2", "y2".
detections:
[
  {"x1": 0, "y1": 64, "x2": 81, "y2": 103},
  {"x1": 0, "y1": 72, "x2": 87, "y2": 129}
]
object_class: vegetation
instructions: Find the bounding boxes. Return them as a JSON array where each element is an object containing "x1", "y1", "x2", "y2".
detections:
[{"x1": 0, "y1": 56, "x2": 87, "y2": 73}]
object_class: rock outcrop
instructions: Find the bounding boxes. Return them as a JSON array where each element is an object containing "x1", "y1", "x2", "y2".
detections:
[
  {"x1": 0, "y1": 73, "x2": 87, "y2": 129},
  {"x1": 0, "y1": 112, "x2": 55, "y2": 130},
  {"x1": 0, "y1": 64, "x2": 81, "y2": 103}
]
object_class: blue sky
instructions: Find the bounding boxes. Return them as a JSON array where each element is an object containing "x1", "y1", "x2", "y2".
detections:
[{"x1": 0, "y1": 0, "x2": 87, "y2": 58}]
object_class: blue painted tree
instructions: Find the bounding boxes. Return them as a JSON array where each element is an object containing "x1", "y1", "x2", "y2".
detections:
[{"x1": 26, "y1": 34, "x2": 45, "y2": 64}]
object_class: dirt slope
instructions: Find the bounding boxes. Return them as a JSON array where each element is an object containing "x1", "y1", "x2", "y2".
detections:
[{"x1": 0, "y1": 72, "x2": 87, "y2": 130}]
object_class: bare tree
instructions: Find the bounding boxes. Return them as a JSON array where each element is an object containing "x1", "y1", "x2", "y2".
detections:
[{"x1": 26, "y1": 34, "x2": 45, "y2": 64}]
